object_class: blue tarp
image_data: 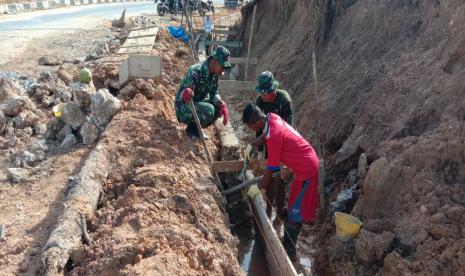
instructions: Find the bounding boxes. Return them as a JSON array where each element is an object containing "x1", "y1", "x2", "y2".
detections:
[{"x1": 167, "y1": 26, "x2": 190, "y2": 43}]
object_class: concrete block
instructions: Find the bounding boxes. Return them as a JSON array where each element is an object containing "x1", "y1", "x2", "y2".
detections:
[
  {"x1": 80, "y1": 0, "x2": 89, "y2": 4},
  {"x1": 119, "y1": 55, "x2": 163, "y2": 86},
  {"x1": 70, "y1": 0, "x2": 81, "y2": 5},
  {"x1": 23, "y1": 3, "x2": 38, "y2": 10},
  {"x1": 88, "y1": 0, "x2": 97, "y2": 4},
  {"x1": 8, "y1": 4, "x2": 24, "y2": 13},
  {"x1": 0, "y1": 5, "x2": 7, "y2": 14},
  {"x1": 59, "y1": 0, "x2": 71, "y2": 6},
  {"x1": 37, "y1": 1, "x2": 50, "y2": 9}
]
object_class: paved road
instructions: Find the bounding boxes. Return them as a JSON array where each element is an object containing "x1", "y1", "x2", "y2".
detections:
[{"x1": 0, "y1": 2, "x2": 157, "y2": 30}]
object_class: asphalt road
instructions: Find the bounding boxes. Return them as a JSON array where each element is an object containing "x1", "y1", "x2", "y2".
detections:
[{"x1": 0, "y1": 2, "x2": 157, "y2": 30}]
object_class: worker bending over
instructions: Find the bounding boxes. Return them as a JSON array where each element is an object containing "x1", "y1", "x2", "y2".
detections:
[
  {"x1": 175, "y1": 46, "x2": 231, "y2": 139},
  {"x1": 243, "y1": 103, "x2": 319, "y2": 260},
  {"x1": 254, "y1": 71, "x2": 293, "y2": 224}
]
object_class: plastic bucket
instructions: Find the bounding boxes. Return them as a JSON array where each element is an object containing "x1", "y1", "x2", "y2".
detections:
[{"x1": 335, "y1": 212, "x2": 363, "y2": 241}]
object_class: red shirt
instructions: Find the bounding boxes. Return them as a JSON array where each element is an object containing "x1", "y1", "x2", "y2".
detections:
[{"x1": 265, "y1": 113, "x2": 319, "y2": 181}]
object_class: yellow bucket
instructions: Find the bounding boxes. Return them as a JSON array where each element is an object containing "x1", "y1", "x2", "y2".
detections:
[
  {"x1": 335, "y1": 212, "x2": 363, "y2": 241},
  {"x1": 53, "y1": 103, "x2": 64, "y2": 118}
]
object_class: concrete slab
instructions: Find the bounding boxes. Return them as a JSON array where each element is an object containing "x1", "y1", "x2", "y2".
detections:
[
  {"x1": 70, "y1": 0, "x2": 81, "y2": 5},
  {"x1": 23, "y1": 3, "x2": 38, "y2": 10},
  {"x1": 37, "y1": 1, "x2": 50, "y2": 9},
  {"x1": 59, "y1": 0, "x2": 71, "y2": 6},
  {"x1": 119, "y1": 55, "x2": 163, "y2": 86},
  {"x1": 80, "y1": 0, "x2": 89, "y2": 4}
]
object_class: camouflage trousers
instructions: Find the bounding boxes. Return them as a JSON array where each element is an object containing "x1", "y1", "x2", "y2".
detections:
[{"x1": 175, "y1": 100, "x2": 220, "y2": 128}]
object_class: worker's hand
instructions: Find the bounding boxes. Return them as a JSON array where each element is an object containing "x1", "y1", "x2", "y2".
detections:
[
  {"x1": 247, "y1": 184, "x2": 261, "y2": 199},
  {"x1": 219, "y1": 100, "x2": 229, "y2": 125},
  {"x1": 181, "y1": 88, "x2": 194, "y2": 103},
  {"x1": 244, "y1": 144, "x2": 254, "y2": 161}
]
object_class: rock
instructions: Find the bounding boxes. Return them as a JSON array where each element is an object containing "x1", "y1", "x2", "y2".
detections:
[
  {"x1": 33, "y1": 122, "x2": 47, "y2": 136},
  {"x1": 0, "y1": 78, "x2": 22, "y2": 101},
  {"x1": 39, "y1": 70, "x2": 52, "y2": 80},
  {"x1": 0, "y1": 110, "x2": 5, "y2": 133},
  {"x1": 13, "y1": 110, "x2": 39, "y2": 129},
  {"x1": 70, "y1": 82, "x2": 95, "y2": 109},
  {"x1": 61, "y1": 134, "x2": 77, "y2": 150},
  {"x1": 357, "y1": 153, "x2": 368, "y2": 178},
  {"x1": 1, "y1": 96, "x2": 35, "y2": 117},
  {"x1": 18, "y1": 259, "x2": 29, "y2": 273},
  {"x1": 45, "y1": 118, "x2": 65, "y2": 139},
  {"x1": 7, "y1": 168, "x2": 30, "y2": 183},
  {"x1": 79, "y1": 68, "x2": 93, "y2": 84},
  {"x1": 57, "y1": 63, "x2": 79, "y2": 85},
  {"x1": 61, "y1": 103, "x2": 87, "y2": 130},
  {"x1": 16, "y1": 127, "x2": 33, "y2": 138},
  {"x1": 28, "y1": 138, "x2": 48, "y2": 154},
  {"x1": 445, "y1": 206, "x2": 465, "y2": 221},
  {"x1": 91, "y1": 89, "x2": 121, "y2": 128},
  {"x1": 56, "y1": 125, "x2": 73, "y2": 142},
  {"x1": 79, "y1": 122, "x2": 99, "y2": 145},
  {"x1": 354, "y1": 230, "x2": 395, "y2": 263},
  {"x1": 54, "y1": 90, "x2": 72, "y2": 104},
  {"x1": 362, "y1": 157, "x2": 390, "y2": 218},
  {"x1": 119, "y1": 79, "x2": 156, "y2": 100},
  {"x1": 42, "y1": 95, "x2": 54, "y2": 108},
  {"x1": 38, "y1": 56, "x2": 62, "y2": 66},
  {"x1": 13, "y1": 151, "x2": 37, "y2": 167}
]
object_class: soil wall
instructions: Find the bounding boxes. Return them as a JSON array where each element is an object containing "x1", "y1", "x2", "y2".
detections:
[{"x1": 244, "y1": 0, "x2": 465, "y2": 274}]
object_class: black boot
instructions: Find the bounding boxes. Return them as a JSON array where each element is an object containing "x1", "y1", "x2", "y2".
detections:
[
  {"x1": 186, "y1": 122, "x2": 200, "y2": 139},
  {"x1": 282, "y1": 222, "x2": 301, "y2": 259}
]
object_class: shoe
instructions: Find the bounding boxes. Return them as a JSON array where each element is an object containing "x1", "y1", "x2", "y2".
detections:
[{"x1": 186, "y1": 122, "x2": 200, "y2": 139}]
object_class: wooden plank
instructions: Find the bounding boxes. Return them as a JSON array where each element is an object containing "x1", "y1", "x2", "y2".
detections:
[
  {"x1": 219, "y1": 80, "x2": 255, "y2": 91},
  {"x1": 245, "y1": 4, "x2": 257, "y2": 79},
  {"x1": 206, "y1": 40, "x2": 242, "y2": 48},
  {"x1": 253, "y1": 194, "x2": 299, "y2": 276},
  {"x1": 126, "y1": 34, "x2": 159, "y2": 40},
  {"x1": 119, "y1": 44, "x2": 156, "y2": 48},
  {"x1": 130, "y1": 25, "x2": 158, "y2": 31},
  {"x1": 229, "y1": 57, "x2": 258, "y2": 65},
  {"x1": 212, "y1": 29, "x2": 239, "y2": 35},
  {"x1": 117, "y1": 26, "x2": 159, "y2": 55}
]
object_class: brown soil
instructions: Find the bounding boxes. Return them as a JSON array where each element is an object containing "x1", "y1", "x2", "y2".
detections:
[
  {"x1": 67, "y1": 30, "x2": 243, "y2": 275},
  {"x1": 242, "y1": 0, "x2": 465, "y2": 275}
]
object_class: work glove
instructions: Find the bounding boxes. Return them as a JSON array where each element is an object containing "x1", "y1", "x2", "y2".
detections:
[
  {"x1": 244, "y1": 144, "x2": 254, "y2": 161},
  {"x1": 218, "y1": 100, "x2": 229, "y2": 125},
  {"x1": 181, "y1": 88, "x2": 194, "y2": 103},
  {"x1": 247, "y1": 184, "x2": 261, "y2": 199}
]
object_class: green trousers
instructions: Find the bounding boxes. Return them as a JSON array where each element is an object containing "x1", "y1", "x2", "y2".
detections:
[{"x1": 175, "y1": 100, "x2": 220, "y2": 128}]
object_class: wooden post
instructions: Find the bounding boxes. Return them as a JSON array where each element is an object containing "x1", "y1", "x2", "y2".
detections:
[
  {"x1": 182, "y1": 0, "x2": 198, "y2": 61},
  {"x1": 245, "y1": 4, "x2": 257, "y2": 80}
]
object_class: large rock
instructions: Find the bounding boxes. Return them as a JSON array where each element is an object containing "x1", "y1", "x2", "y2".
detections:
[
  {"x1": 357, "y1": 153, "x2": 368, "y2": 178},
  {"x1": 33, "y1": 121, "x2": 47, "y2": 136},
  {"x1": 70, "y1": 82, "x2": 95, "y2": 109},
  {"x1": 60, "y1": 103, "x2": 87, "y2": 130},
  {"x1": 7, "y1": 168, "x2": 30, "y2": 183},
  {"x1": 1, "y1": 96, "x2": 35, "y2": 117},
  {"x1": 363, "y1": 157, "x2": 390, "y2": 218},
  {"x1": 13, "y1": 151, "x2": 37, "y2": 168},
  {"x1": 0, "y1": 110, "x2": 5, "y2": 134},
  {"x1": 54, "y1": 90, "x2": 72, "y2": 104},
  {"x1": 61, "y1": 134, "x2": 77, "y2": 151},
  {"x1": 38, "y1": 56, "x2": 62, "y2": 66},
  {"x1": 0, "y1": 78, "x2": 21, "y2": 101},
  {"x1": 13, "y1": 110, "x2": 39, "y2": 129},
  {"x1": 45, "y1": 118, "x2": 65, "y2": 139},
  {"x1": 91, "y1": 89, "x2": 121, "y2": 128},
  {"x1": 79, "y1": 122, "x2": 99, "y2": 145},
  {"x1": 57, "y1": 63, "x2": 79, "y2": 85},
  {"x1": 354, "y1": 230, "x2": 395, "y2": 263},
  {"x1": 56, "y1": 125, "x2": 73, "y2": 142}
]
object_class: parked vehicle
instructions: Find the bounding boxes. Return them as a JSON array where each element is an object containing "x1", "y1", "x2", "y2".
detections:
[
  {"x1": 198, "y1": 0, "x2": 214, "y2": 16},
  {"x1": 155, "y1": 0, "x2": 181, "y2": 16}
]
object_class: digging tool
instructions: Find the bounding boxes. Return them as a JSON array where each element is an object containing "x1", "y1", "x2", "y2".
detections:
[
  {"x1": 222, "y1": 176, "x2": 262, "y2": 195},
  {"x1": 188, "y1": 99, "x2": 223, "y2": 191}
]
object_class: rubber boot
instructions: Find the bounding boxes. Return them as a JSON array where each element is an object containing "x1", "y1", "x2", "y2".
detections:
[{"x1": 282, "y1": 222, "x2": 301, "y2": 259}]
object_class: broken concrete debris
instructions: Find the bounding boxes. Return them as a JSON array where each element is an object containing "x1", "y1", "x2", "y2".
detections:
[{"x1": 7, "y1": 168, "x2": 30, "y2": 183}]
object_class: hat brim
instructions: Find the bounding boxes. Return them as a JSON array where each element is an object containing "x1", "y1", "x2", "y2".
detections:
[{"x1": 256, "y1": 80, "x2": 279, "y2": 93}]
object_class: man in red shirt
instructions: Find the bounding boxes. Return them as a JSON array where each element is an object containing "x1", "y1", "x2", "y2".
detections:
[{"x1": 242, "y1": 103, "x2": 319, "y2": 259}]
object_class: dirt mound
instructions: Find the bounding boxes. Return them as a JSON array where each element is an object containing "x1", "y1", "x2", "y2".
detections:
[
  {"x1": 68, "y1": 30, "x2": 243, "y2": 275},
  {"x1": 243, "y1": 0, "x2": 465, "y2": 274}
]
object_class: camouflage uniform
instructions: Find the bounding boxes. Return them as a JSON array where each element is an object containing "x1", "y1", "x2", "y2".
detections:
[
  {"x1": 174, "y1": 46, "x2": 231, "y2": 128},
  {"x1": 256, "y1": 89, "x2": 293, "y2": 125}
]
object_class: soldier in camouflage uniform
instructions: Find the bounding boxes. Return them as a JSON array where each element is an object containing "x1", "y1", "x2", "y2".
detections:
[
  {"x1": 175, "y1": 46, "x2": 231, "y2": 138},
  {"x1": 255, "y1": 71, "x2": 294, "y2": 226}
]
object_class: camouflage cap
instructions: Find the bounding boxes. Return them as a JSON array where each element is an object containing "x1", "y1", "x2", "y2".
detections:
[
  {"x1": 211, "y1": 46, "x2": 232, "y2": 69},
  {"x1": 256, "y1": 71, "x2": 279, "y2": 93}
]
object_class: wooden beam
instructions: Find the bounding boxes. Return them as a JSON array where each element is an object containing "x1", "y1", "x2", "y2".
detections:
[
  {"x1": 212, "y1": 29, "x2": 239, "y2": 35},
  {"x1": 206, "y1": 40, "x2": 242, "y2": 48},
  {"x1": 229, "y1": 57, "x2": 258, "y2": 65},
  {"x1": 252, "y1": 194, "x2": 299, "y2": 276},
  {"x1": 219, "y1": 80, "x2": 255, "y2": 92}
]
